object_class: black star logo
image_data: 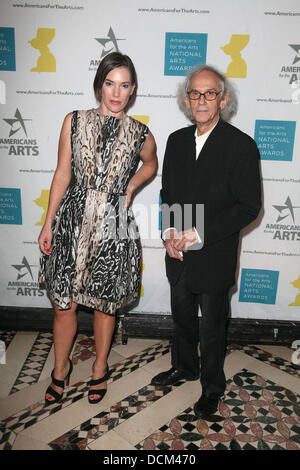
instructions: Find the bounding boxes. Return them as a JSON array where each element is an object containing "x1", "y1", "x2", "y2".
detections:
[
  {"x1": 95, "y1": 27, "x2": 125, "y2": 58},
  {"x1": 289, "y1": 44, "x2": 300, "y2": 65},
  {"x1": 3, "y1": 108, "x2": 31, "y2": 137},
  {"x1": 11, "y1": 256, "x2": 36, "y2": 280},
  {"x1": 273, "y1": 196, "x2": 300, "y2": 223}
]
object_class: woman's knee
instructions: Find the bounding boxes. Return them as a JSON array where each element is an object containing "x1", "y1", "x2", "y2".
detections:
[
  {"x1": 54, "y1": 305, "x2": 77, "y2": 319},
  {"x1": 94, "y1": 310, "x2": 115, "y2": 322}
]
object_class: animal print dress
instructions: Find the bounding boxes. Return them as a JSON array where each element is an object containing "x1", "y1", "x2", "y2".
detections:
[{"x1": 39, "y1": 109, "x2": 148, "y2": 315}]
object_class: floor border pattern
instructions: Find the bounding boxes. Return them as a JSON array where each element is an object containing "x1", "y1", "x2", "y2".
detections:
[
  {"x1": 228, "y1": 344, "x2": 300, "y2": 378},
  {"x1": 0, "y1": 341, "x2": 170, "y2": 450},
  {"x1": 9, "y1": 332, "x2": 53, "y2": 395}
]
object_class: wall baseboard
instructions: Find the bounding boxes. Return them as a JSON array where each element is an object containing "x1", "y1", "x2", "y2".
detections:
[
  {"x1": 0, "y1": 306, "x2": 299, "y2": 346},
  {"x1": 122, "y1": 313, "x2": 300, "y2": 346}
]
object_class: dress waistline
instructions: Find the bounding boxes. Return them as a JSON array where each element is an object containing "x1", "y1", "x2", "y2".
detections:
[{"x1": 70, "y1": 184, "x2": 125, "y2": 196}]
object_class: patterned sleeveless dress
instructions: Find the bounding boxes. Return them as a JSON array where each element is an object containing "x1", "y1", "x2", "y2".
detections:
[{"x1": 39, "y1": 109, "x2": 149, "y2": 315}]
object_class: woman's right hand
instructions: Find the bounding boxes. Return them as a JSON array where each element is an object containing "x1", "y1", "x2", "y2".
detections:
[{"x1": 38, "y1": 225, "x2": 53, "y2": 255}]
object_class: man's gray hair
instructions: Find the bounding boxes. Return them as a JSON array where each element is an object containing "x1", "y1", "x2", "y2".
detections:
[{"x1": 177, "y1": 64, "x2": 238, "y2": 122}]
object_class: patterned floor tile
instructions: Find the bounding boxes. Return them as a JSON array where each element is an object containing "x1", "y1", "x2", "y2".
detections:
[
  {"x1": 136, "y1": 368, "x2": 300, "y2": 451},
  {"x1": 239, "y1": 345, "x2": 300, "y2": 378},
  {"x1": 7, "y1": 325, "x2": 123, "y2": 394},
  {"x1": 49, "y1": 381, "x2": 184, "y2": 450},
  {"x1": 0, "y1": 331, "x2": 17, "y2": 349},
  {"x1": 72, "y1": 324, "x2": 122, "y2": 365},
  {"x1": 0, "y1": 428, "x2": 17, "y2": 451},
  {"x1": 2, "y1": 334, "x2": 299, "y2": 451},
  {"x1": 0, "y1": 341, "x2": 170, "y2": 450},
  {"x1": 72, "y1": 333, "x2": 96, "y2": 365},
  {"x1": 9, "y1": 332, "x2": 53, "y2": 395}
]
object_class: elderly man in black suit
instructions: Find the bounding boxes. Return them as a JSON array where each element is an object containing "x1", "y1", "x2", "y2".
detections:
[{"x1": 151, "y1": 65, "x2": 262, "y2": 418}]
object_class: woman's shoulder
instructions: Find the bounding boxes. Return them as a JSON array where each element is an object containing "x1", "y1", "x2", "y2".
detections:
[
  {"x1": 127, "y1": 116, "x2": 151, "y2": 152},
  {"x1": 128, "y1": 116, "x2": 150, "y2": 142},
  {"x1": 71, "y1": 108, "x2": 96, "y2": 118},
  {"x1": 68, "y1": 109, "x2": 98, "y2": 128},
  {"x1": 127, "y1": 115, "x2": 149, "y2": 136}
]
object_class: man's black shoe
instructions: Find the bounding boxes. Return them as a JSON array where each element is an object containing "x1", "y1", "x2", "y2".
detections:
[
  {"x1": 193, "y1": 394, "x2": 221, "y2": 419},
  {"x1": 150, "y1": 367, "x2": 199, "y2": 386}
]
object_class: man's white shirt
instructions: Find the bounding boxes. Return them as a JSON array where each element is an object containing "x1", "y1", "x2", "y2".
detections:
[{"x1": 162, "y1": 122, "x2": 218, "y2": 245}]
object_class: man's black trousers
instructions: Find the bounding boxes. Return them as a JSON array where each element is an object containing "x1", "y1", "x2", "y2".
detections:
[{"x1": 170, "y1": 267, "x2": 229, "y2": 397}]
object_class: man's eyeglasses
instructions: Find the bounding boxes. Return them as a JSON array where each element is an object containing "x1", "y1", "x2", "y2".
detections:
[{"x1": 187, "y1": 90, "x2": 222, "y2": 101}]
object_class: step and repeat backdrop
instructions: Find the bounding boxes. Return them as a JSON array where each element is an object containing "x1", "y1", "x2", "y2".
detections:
[{"x1": 0, "y1": 0, "x2": 299, "y2": 321}]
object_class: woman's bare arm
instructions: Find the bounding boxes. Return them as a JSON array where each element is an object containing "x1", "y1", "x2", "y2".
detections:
[
  {"x1": 125, "y1": 130, "x2": 158, "y2": 208},
  {"x1": 38, "y1": 113, "x2": 72, "y2": 254}
]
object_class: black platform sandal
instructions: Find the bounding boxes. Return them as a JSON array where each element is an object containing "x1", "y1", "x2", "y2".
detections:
[
  {"x1": 45, "y1": 358, "x2": 73, "y2": 405},
  {"x1": 88, "y1": 365, "x2": 110, "y2": 404}
]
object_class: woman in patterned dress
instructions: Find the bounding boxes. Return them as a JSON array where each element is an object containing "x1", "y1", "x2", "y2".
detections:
[{"x1": 38, "y1": 52, "x2": 158, "y2": 404}]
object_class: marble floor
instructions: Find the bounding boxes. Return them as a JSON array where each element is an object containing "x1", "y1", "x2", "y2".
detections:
[{"x1": 0, "y1": 328, "x2": 299, "y2": 451}]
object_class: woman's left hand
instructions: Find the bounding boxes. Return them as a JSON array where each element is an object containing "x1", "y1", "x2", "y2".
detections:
[{"x1": 125, "y1": 184, "x2": 134, "y2": 209}]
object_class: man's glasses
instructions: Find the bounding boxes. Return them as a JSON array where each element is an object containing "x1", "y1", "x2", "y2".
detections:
[{"x1": 187, "y1": 89, "x2": 222, "y2": 101}]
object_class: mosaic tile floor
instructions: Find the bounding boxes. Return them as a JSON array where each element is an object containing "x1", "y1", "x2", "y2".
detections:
[
  {"x1": 136, "y1": 369, "x2": 300, "y2": 450},
  {"x1": 0, "y1": 331, "x2": 16, "y2": 350},
  {"x1": 0, "y1": 329, "x2": 299, "y2": 451}
]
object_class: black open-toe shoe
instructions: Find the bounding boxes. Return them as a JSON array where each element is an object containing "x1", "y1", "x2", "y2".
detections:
[
  {"x1": 45, "y1": 358, "x2": 73, "y2": 405},
  {"x1": 88, "y1": 365, "x2": 110, "y2": 404}
]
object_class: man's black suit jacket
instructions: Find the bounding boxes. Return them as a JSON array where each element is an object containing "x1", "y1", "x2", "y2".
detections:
[{"x1": 161, "y1": 119, "x2": 262, "y2": 293}]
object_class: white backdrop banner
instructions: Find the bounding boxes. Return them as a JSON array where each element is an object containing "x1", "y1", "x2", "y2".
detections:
[{"x1": 0, "y1": 0, "x2": 299, "y2": 321}]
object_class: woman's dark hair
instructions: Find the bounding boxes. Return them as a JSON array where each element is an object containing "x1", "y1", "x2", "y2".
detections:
[{"x1": 93, "y1": 52, "x2": 137, "y2": 106}]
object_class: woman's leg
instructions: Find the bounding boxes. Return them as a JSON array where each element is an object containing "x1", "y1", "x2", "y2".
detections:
[
  {"x1": 89, "y1": 310, "x2": 115, "y2": 400},
  {"x1": 45, "y1": 302, "x2": 77, "y2": 401}
]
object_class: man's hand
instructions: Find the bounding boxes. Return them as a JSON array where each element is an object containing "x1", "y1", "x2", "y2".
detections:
[
  {"x1": 173, "y1": 228, "x2": 199, "y2": 253},
  {"x1": 163, "y1": 228, "x2": 183, "y2": 261}
]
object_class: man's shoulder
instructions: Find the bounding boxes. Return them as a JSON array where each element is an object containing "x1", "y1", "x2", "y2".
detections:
[
  {"x1": 219, "y1": 120, "x2": 255, "y2": 145},
  {"x1": 167, "y1": 125, "x2": 195, "y2": 142}
]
